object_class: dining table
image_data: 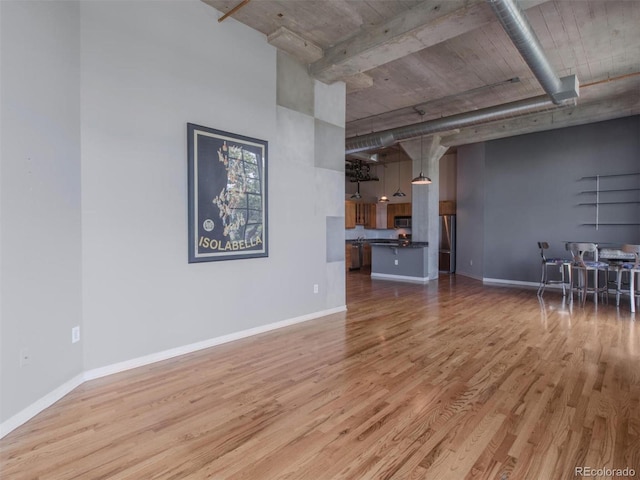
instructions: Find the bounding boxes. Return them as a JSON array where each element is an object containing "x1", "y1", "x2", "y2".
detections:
[
  {"x1": 598, "y1": 244, "x2": 639, "y2": 313},
  {"x1": 564, "y1": 242, "x2": 635, "y2": 261},
  {"x1": 596, "y1": 244, "x2": 636, "y2": 261},
  {"x1": 589, "y1": 243, "x2": 638, "y2": 312},
  {"x1": 564, "y1": 242, "x2": 637, "y2": 309}
]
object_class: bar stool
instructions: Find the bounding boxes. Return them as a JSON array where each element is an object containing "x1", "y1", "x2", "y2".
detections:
[
  {"x1": 614, "y1": 244, "x2": 640, "y2": 313},
  {"x1": 537, "y1": 242, "x2": 572, "y2": 296},
  {"x1": 567, "y1": 242, "x2": 609, "y2": 306}
]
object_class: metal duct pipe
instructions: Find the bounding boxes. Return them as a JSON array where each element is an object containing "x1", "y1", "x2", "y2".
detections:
[
  {"x1": 488, "y1": 0, "x2": 578, "y2": 104},
  {"x1": 347, "y1": 152, "x2": 379, "y2": 163},
  {"x1": 345, "y1": 95, "x2": 575, "y2": 154},
  {"x1": 344, "y1": 0, "x2": 580, "y2": 154}
]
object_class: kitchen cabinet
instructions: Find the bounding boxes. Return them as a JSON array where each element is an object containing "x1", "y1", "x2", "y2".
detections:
[
  {"x1": 346, "y1": 201, "x2": 376, "y2": 229},
  {"x1": 346, "y1": 241, "x2": 371, "y2": 270},
  {"x1": 362, "y1": 242, "x2": 372, "y2": 266},
  {"x1": 439, "y1": 200, "x2": 456, "y2": 215},
  {"x1": 399, "y1": 203, "x2": 412, "y2": 216},
  {"x1": 345, "y1": 201, "x2": 356, "y2": 229},
  {"x1": 368, "y1": 204, "x2": 377, "y2": 229},
  {"x1": 345, "y1": 243, "x2": 351, "y2": 271},
  {"x1": 386, "y1": 203, "x2": 411, "y2": 228},
  {"x1": 359, "y1": 203, "x2": 377, "y2": 229}
]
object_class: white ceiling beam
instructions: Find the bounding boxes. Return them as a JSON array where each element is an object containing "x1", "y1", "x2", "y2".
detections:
[{"x1": 310, "y1": 0, "x2": 549, "y2": 84}]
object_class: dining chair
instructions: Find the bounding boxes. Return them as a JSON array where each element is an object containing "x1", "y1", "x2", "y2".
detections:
[
  {"x1": 536, "y1": 242, "x2": 572, "y2": 297},
  {"x1": 566, "y1": 242, "x2": 609, "y2": 306},
  {"x1": 614, "y1": 244, "x2": 640, "y2": 313}
]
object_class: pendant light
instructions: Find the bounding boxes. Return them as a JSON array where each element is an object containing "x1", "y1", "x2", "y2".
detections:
[
  {"x1": 379, "y1": 165, "x2": 389, "y2": 203},
  {"x1": 351, "y1": 181, "x2": 362, "y2": 199},
  {"x1": 411, "y1": 133, "x2": 432, "y2": 185},
  {"x1": 393, "y1": 162, "x2": 406, "y2": 197}
]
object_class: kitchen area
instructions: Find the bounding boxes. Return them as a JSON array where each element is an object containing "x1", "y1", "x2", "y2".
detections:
[
  {"x1": 345, "y1": 201, "x2": 413, "y2": 271},
  {"x1": 345, "y1": 150, "x2": 457, "y2": 282}
]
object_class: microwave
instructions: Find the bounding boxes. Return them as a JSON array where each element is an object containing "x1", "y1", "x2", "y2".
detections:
[{"x1": 394, "y1": 216, "x2": 412, "y2": 228}]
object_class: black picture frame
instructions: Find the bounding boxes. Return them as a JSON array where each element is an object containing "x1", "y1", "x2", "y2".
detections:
[{"x1": 187, "y1": 123, "x2": 268, "y2": 263}]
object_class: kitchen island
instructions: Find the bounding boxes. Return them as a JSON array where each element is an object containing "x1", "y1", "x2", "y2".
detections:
[{"x1": 369, "y1": 242, "x2": 430, "y2": 283}]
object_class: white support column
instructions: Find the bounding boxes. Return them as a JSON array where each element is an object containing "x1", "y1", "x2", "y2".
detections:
[{"x1": 400, "y1": 136, "x2": 448, "y2": 281}]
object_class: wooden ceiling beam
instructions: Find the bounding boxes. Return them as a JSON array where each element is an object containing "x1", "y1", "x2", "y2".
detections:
[{"x1": 217, "y1": 0, "x2": 251, "y2": 23}]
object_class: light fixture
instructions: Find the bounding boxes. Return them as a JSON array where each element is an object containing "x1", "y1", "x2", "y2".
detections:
[
  {"x1": 379, "y1": 165, "x2": 389, "y2": 203},
  {"x1": 351, "y1": 181, "x2": 361, "y2": 199},
  {"x1": 411, "y1": 133, "x2": 432, "y2": 185},
  {"x1": 393, "y1": 162, "x2": 406, "y2": 197}
]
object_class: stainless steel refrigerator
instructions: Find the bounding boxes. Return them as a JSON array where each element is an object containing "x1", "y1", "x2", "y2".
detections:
[{"x1": 439, "y1": 215, "x2": 456, "y2": 273}]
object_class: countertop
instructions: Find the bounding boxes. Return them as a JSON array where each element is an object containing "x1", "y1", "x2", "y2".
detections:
[
  {"x1": 346, "y1": 238, "x2": 396, "y2": 244},
  {"x1": 369, "y1": 241, "x2": 428, "y2": 248},
  {"x1": 346, "y1": 239, "x2": 428, "y2": 247},
  {"x1": 346, "y1": 239, "x2": 428, "y2": 248}
]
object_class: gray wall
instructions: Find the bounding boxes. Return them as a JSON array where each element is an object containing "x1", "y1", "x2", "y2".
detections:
[
  {"x1": 456, "y1": 143, "x2": 486, "y2": 280},
  {"x1": 457, "y1": 116, "x2": 640, "y2": 283},
  {"x1": 79, "y1": 0, "x2": 283, "y2": 370},
  {"x1": 1, "y1": 0, "x2": 345, "y2": 430},
  {"x1": 1, "y1": 1, "x2": 83, "y2": 423},
  {"x1": 78, "y1": 4, "x2": 346, "y2": 369}
]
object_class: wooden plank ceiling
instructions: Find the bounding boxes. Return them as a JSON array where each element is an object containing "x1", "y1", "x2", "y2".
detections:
[{"x1": 202, "y1": 0, "x2": 640, "y2": 156}]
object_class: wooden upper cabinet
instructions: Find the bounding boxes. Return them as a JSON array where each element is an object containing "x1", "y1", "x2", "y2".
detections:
[
  {"x1": 386, "y1": 204, "x2": 396, "y2": 229},
  {"x1": 398, "y1": 203, "x2": 411, "y2": 216},
  {"x1": 364, "y1": 203, "x2": 377, "y2": 229},
  {"x1": 346, "y1": 201, "x2": 379, "y2": 229},
  {"x1": 355, "y1": 203, "x2": 365, "y2": 225},
  {"x1": 386, "y1": 205, "x2": 394, "y2": 229},
  {"x1": 345, "y1": 201, "x2": 356, "y2": 229},
  {"x1": 439, "y1": 200, "x2": 456, "y2": 215},
  {"x1": 386, "y1": 202, "x2": 411, "y2": 228},
  {"x1": 355, "y1": 202, "x2": 376, "y2": 228}
]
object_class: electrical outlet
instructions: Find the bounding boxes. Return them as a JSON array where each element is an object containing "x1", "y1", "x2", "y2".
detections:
[
  {"x1": 72, "y1": 326, "x2": 80, "y2": 344},
  {"x1": 394, "y1": 259, "x2": 399, "y2": 265},
  {"x1": 470, "y1": 260, "x2": 473, "y2": 266},
  {"x1": 313, "y1": 284, "x2": 319, "y2": 294},
  {"x1": 19, "y1": 348, "x2": 31, "y2": 367}
]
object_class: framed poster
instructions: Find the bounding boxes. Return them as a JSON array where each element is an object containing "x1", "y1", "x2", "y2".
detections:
[{"x1": 187, "y1": 123, "x2": 268, "y2": 262}]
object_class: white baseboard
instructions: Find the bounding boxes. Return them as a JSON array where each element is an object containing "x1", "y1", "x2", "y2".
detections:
[
  {"x1": 0, "y1": 373, "x2": 84, "y2": 439},
  {"x1": 483, "y1": 278, "x2": 571, "y2": 291},
  {"x1": 0, "y1": 306, "x2": 346, "y2": 439},
  {"x1": 483, "y1": 277, "x2": 540, "y2": 288},
  {"x1": 455, "y1": 271, "x2": 484, "y2": 282},
  {"x1": 83, "y1": 306, "x2": 347, "y2": 381},
  {"x1": 371, "y1": 273, "x2": 430, "y2": 284}
]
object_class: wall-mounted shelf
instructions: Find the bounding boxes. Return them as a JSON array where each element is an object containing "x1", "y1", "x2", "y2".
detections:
[
  {"x1": 577, "y1": 172, "x2": 640, "y2": 230},
  {"x1": 578, "y1": 201, "x2": 640, "y2": 206},
  {"x1": 580, "y1": 173, "x2": 640, "y2": 180},
  {"x1": 580, "y1": 188, "x2": 640, "y2": 194}
]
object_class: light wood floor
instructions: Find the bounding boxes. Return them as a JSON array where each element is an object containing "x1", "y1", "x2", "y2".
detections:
[{"x1": 2, "y1": 272, "x2": 639, "y2": 479}]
